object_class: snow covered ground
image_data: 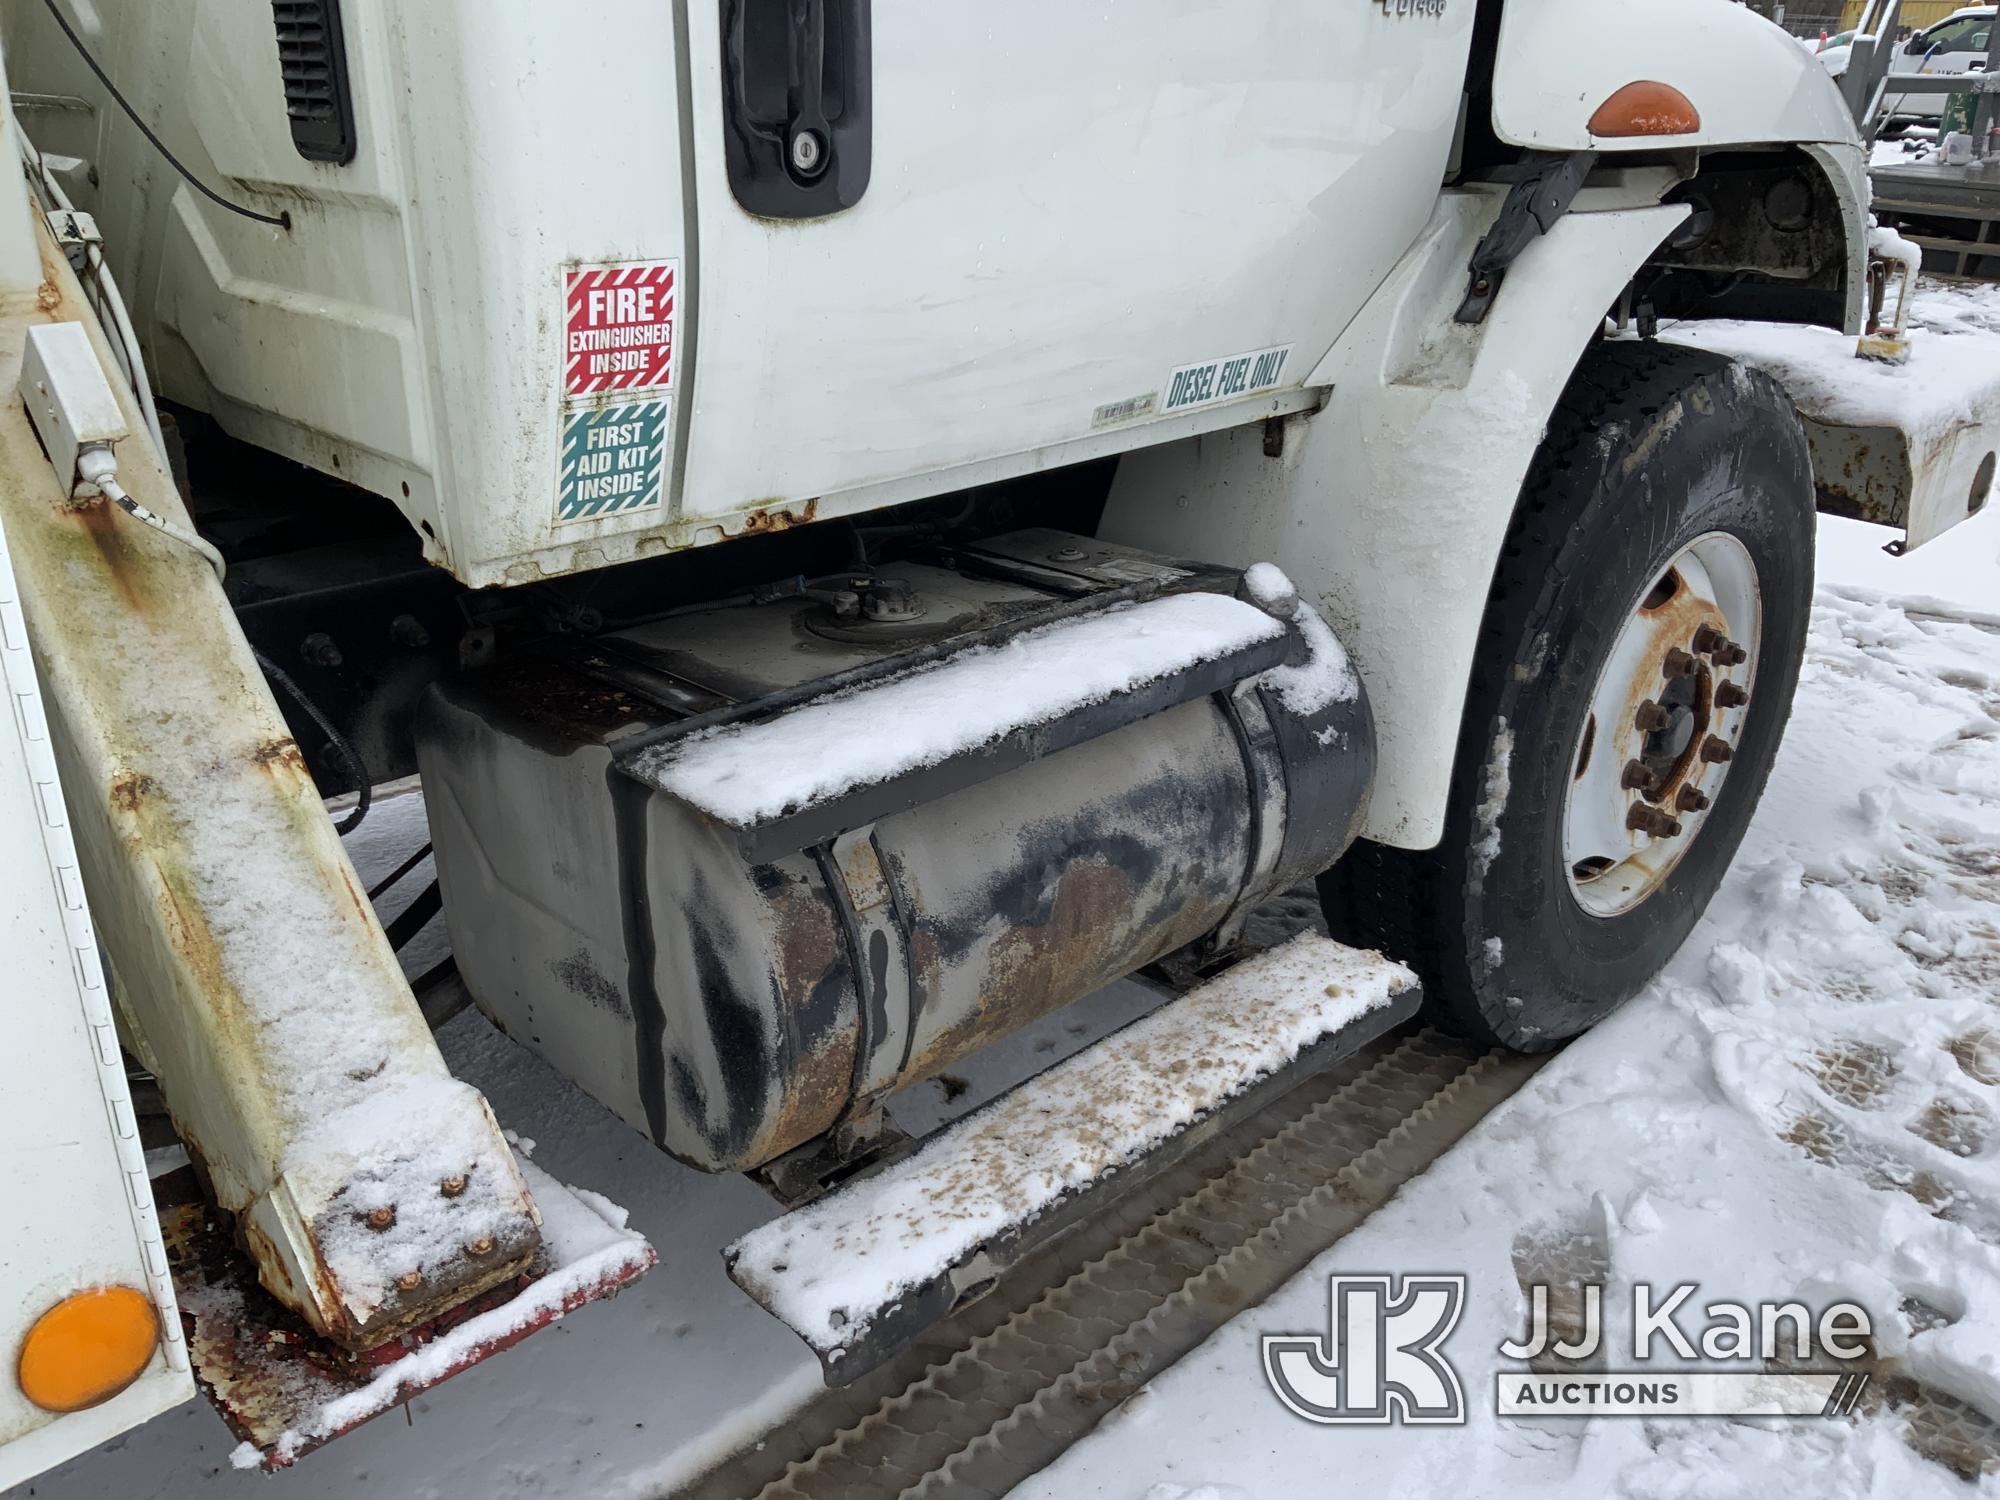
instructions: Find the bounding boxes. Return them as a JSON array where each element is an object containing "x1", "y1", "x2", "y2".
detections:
[{"x1": 24, "y1": 285, "x2": 2000, "y2": 1499}]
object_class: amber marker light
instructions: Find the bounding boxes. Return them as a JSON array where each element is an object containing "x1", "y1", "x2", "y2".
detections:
[
  {"x1": 17, "y1": 1286, "x2": 159, "y2": 1412},
  {"x1": 1588, "y1": 81, "x2": 1702, "y2": 138}
]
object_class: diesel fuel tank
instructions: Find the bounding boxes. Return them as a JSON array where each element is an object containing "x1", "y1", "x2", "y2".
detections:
[{"x1": 416, "y1": 532, "x2": 1373, "y2": 1173}]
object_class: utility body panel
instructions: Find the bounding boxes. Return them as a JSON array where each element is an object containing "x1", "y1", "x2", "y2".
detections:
[{"x1": 0, "y1": 510, "x2": 191, "y2": 1489}]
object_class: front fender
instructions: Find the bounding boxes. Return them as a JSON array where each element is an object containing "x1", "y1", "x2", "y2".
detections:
[
  {"x1": 1492, "y1": 0, "x2": 1860, "y2": 152},
  {"x1": 1097, "y1": 193, "x2": 1692, "y2": 851}
]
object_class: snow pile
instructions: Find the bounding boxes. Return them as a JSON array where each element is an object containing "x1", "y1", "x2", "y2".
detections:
[
  {"x1": 727, "y1": 933, "x2": 1415, "y2": 1361},
  {"x1": 633, "y1": 591, "x2": 1284, "y2": 826},
  {"x1": 1023, "y1": 512, "x2": 2000, "y2": 1498},
  {"x1": 1870, "y1": 221, "x2": 1923, "y2": 279}
]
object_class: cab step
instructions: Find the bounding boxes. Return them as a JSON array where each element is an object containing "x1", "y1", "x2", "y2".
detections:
[{"x1": 724, "y1": 932, "x2": 1420, "y2": 1383}]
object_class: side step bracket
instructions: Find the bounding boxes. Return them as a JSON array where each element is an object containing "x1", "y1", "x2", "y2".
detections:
[{"x1": 724, "y1": 933, "x2": 1420, "y2": 1383}]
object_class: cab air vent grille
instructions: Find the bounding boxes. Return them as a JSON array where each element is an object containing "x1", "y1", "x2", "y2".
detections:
[{"x1": 271, "y1": 0, "x2": 356, "y2": 164}]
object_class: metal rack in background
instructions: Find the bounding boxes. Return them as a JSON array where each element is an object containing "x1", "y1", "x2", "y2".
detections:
[{"x1": 1846, "y1": 0, "x2": 2000, "y2": 282}]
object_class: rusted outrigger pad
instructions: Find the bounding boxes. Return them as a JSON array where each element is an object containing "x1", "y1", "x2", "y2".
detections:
[
  {"x1": 0, "y1": 215, "x2": 542, "y2": 1351},
  {"x1": 158, "y1": 1156, "x2": 654, "y2": 1469},
  {"x1": 726, "y1": 933, "x2": 1420, "y2": 1383}
]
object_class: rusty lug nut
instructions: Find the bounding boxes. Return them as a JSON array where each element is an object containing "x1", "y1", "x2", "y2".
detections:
[
  {"x1": 1620, "y1": 759, "x2": 1658, "y2": 792},
  {"x1": 1715, "y1": 681, "x2": 1749, "y2": 709},
  {"x1": 439, "y1": 1174, "x2": 468, "y2": 1199},
  {"x1": 1691, "y1": 624, "x2": 1725, "y2": 654},
  {"x1": 395, "y1": 1270, "x2": 424, "y2": 1292},
  {"x1": 1662, "y1": 647, "x2": 1699, "y2": 678},
  {"x1": 1676, "y1": 785, "x2": 1711, "y2": 813},
  {"x1": 365, "y1": 1206, "x2": 396, "y2": 1232},
  {"x1": 1699, "y1": 736, "x2": 1734, "y2": 763},
  {"x1": 1634, "y1": 700, "x2": 1670, "y2": 732},
  {"x1": 465, "y1": 1236, "x2": 495, "y2": 1257},
  {"x1": 1717, "y1": 642, "x2": 1748, "y2": 667},
  {"x1": 1626, "y1": 803, "x2": 1684, "y2": 838}
]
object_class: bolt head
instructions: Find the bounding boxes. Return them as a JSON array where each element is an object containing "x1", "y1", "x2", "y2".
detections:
[
  {"x1": 1715, "y1": 681, "x2": 1749, "y2": 709},
  {"x1": 395, "y1": 1270, "x2": 423, "y2": 1292},
  {"x1": 465, "y1": 1236, "x2": 495, "y2": 1257},
  {"x1": 365, "y1": 1206, "x2": 396, "y2": 1232},
  {"x1": 1692, "y1": 624, "x2": 1725, "y2": 654},
  {"x1": 1699, "y1": 736, "x2": 1734, "y2": 763},
  {"x1": 439, "y1": 1174, "x2": 468, "y2": 1199},
  {"x1": 1626, "y1": 801, "x2": 1685, "y2": 838},
  {"x1": 1676, "y1": 785, "x2": 1711, "y2": 813},
  {"x1": 1635, "y1": 700, "x2": 1670, "y2": 732},
  {"x1": 1663, "y1": 647, "x2": 1699, "y2": 678},
  {"x1": 1621, "y1": 759, "x2": 1658, "y2": 792}
]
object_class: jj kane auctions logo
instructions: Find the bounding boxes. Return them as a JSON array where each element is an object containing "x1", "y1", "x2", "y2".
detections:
[{"x1": 1263, "y1": 1275, "x2": 1874, "y2": 1423}]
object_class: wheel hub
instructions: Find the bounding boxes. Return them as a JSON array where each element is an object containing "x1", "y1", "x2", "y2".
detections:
[{"x1": 1563, "y1": 533, "x2": 1762, "y2": 917}]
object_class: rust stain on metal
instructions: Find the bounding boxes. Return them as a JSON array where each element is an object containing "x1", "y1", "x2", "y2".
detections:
[
  {"x1": 108, "y1": 770, "x2": 161, "y2": 814},
  {"x1": 1616, "y1": 579, "x2": 1725, "y2": 816},
  {"x1": 756, "y1": 883, "x2": 857, "y2": 1162},
  {"x1": 71, "y1": 501, "x2": 151, "y2": 614},
  {"x1": 252, "y1": 737, "x2": 306, "y2": 770},
  {"x1": 905, "y1": 857, "x2": 1218, "y2": 1087},
  {"x1": 728, "y1": 498, "x2": 821, "y2": 538}
]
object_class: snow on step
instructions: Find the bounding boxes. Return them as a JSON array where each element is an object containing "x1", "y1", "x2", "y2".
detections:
[
  {"x1": 632, "y1": 590, "x2": 1284, "y2": 827},
  {"x1": 726, "y1": 933, "x2": 1417, "y2": 1364}
]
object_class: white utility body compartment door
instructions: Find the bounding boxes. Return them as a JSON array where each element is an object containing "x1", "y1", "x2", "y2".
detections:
[
  {"x1": 0, "y1": 516, "x2": 191, "y2": 1489},
  {"x1": 679, "y1": 2, "x2": 1473, "y2": 521}
]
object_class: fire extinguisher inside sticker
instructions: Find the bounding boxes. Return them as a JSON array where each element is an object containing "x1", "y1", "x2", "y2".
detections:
[
  {"x1": 558, "y1": 402, "x2": 667, "y2": 524},
  {"x1": 565, "y1": 259, "x2": 677, "y2": 398}
]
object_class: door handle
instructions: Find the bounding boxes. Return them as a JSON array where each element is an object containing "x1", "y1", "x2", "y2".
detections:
[{"x1": 721, "y1": 0, "x2": 873, "y2": 220}]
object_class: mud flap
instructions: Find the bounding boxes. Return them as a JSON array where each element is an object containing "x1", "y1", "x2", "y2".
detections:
[{"x1": 724, "y1": 933, "x2": 1420, "y2": 1383}]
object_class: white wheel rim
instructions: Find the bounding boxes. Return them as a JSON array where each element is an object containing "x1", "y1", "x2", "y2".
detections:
[{"x1": 1561, "y1": 531, "x2": 1763, "y2": 918}]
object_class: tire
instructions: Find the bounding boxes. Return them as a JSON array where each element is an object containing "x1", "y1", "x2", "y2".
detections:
[{"x1": 1319, "y1": 340, "x2": 1814, "y2": 1051}]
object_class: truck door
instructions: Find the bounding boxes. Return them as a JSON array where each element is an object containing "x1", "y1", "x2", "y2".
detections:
[{"x1": 678, "y1": 2, "x2": 1474, "y2": 526}]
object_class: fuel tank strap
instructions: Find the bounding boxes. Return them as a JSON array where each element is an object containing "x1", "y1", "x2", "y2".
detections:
[{"x1": 820, "y1": 828, "x2": 919, "y2": 1108}]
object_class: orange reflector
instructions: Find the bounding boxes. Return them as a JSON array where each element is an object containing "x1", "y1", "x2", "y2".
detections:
[
  {"x1": 1588, "y1": 81, "x2": 1702, "y2": 138},
  {"x1": 17, "y1": 1286, "x2": 159, "y2": 1413}
]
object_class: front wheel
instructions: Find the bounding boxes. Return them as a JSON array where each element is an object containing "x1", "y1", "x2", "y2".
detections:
[{"x1": 1320, "y1": 340, "x2": 1815, "y2": 1051}]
